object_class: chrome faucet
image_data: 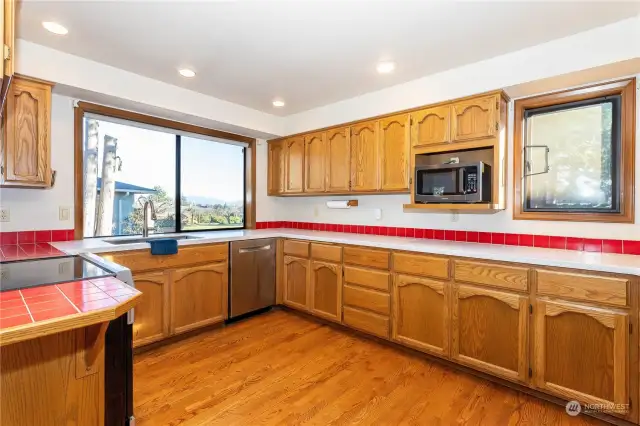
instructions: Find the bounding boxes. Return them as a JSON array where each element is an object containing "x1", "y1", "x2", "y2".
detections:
[{"x1": 142, "y1": 199, "x2": 157, "y2": 238}]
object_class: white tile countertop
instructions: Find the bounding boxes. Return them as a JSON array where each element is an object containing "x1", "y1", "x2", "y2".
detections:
[{"x1": 52, "y1": 229, "x2": 640, "y2": 276}]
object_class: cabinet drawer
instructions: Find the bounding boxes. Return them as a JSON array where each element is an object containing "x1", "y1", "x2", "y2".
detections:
[
  {"x1": 311, "y1": 243, "x2": 342, "y2": 262},
  {"x1": 344, "y1": 266, "x2": 390, "y2": 292},
  {"x1": 454, "y1": 260, "x2": 528, "y2": 292},
  {"x1": 536, "y1": 269, "x2": 628, "y2": 307},
  {"x1": 283, "y1": 240, "x2": 309, "y2": 257},
  {"x1": 393, "y1": 253, "x2": 449, "y2": 280},
  {"x1": 343, "y1": 246, "x2": 390, "y2": 269},
  {"x1": 343, "y1": 306, "x2": 389, "y2": 339},
  {"x1": 101, "y1": 243, "x2": 228, "y2": 273},
  {"x1": 343, "y1": 285, "x2": 390, "y2": 315}
]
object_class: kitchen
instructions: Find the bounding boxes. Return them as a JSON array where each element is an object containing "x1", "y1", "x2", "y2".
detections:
[{"x1": 1, "y1": 1, "x2": 640, "y2": 425}]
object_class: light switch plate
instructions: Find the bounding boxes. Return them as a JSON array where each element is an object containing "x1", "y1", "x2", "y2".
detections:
[{"x1": 59, "y1": 206, "x2": 71, "y2": 221}]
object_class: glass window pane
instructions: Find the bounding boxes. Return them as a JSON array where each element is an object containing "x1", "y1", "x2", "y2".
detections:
[
  {"x1": 180, "y1": 137, "x2": 245, "y2": 230},
  {"x1": 82, "y1": 117, "x2": 176, "y2": 237},
  {"x1": 524, "y1": 100, "x2": 617, "y2": 212}
]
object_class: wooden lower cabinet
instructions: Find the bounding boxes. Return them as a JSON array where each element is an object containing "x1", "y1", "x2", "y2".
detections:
[
  {"x1": 534, "y1": 299, "x2": 630, "y2": 409},
  {"x1": 451, "y1": 284, "x2": 528, "y2": 383},
  {"x1": 392, "y1": 274, "x2": 449, "y2": 357},
  {"x1": 132, "y1": 271, "x2": 170, "y2": 347},
  {"x1": 309, "y1": 260, "x2": 342, "y2": 322},
  {"x1": 283, "y1": 255, "x2": 310, "y2": 310},
  {"x1": 170, "y1": 263, "x2": 228, "y2": 335}
]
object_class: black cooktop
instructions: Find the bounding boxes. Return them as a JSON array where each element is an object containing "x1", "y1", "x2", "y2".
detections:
[{"x1": 0, "y1": 255, "x2": 116, "y2": 292}]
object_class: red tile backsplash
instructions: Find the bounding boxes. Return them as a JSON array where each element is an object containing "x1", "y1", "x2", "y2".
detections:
[{"x1": 255, "y1": 221, "x2": 640, "y2": 256}]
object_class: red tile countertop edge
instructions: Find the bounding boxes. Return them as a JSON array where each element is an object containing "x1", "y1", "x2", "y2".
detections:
[
  {"x1": 0, "y1": 277, "x2": 139, "y2": 331},
  {"x1": 256, "y1": 221, "x2": 640, "y2": 256}
]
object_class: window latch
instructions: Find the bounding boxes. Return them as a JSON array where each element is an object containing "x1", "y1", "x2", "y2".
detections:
[{"x1": 522, "y1": 145, "x2": 550, "y2": 178}]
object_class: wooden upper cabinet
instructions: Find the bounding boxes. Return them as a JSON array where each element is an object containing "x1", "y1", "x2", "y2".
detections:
[
  {"x1": 170, "y1": 263, "x2": 228, "y2": 335},
  {"x1": 411, "y1": 106, "x2": 451, "y2": 147},
  {"x1": 131, "y1": 271, "x2": 170, "y2": 348},
  {"x1": 2, "y1": 76, "x2": 53, "y2": 188},
  {"x1": 379, "y1": 114, "x2": 410, "y2": 191},
  {"x1": 304, "y1": 132, "x2": 326, "y2": 193},
  {"x1": 451, "y1": 95, "x2": 498, "y2": 142},
  {"x1": 452, "y1": 284, "x2": 528, "y2": 383},
  {"x1": 534, "y1": 299, "x2": 629, "y2": 410},
  {"x1": 283, "y1": 255, "x2": 310, "y2": 311},
  {"x1": 310, "y1": 260, "x2": 342, "y2": 323},
  {"x1": 284, "y1": 136, "x2": 305, "y2": 193},
  {"x1": 3, "y1": 0, "x2": 15, "y2": 78},
  {"x1": 267, "y1": 141, "x2": 285, "y2": 195},
  {"x1": 350, "y1": 121, "x2": 379, "y2": 192},
  {"x1": 392, "y1": 274, "x2": 449, "y2": 357},
  {"x1": 325, "y1": 127, "x2": 351, "y2": 192}
]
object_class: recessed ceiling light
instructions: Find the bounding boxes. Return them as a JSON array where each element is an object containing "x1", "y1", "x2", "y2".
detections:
[
  {"x1": 376, "y1": 61, "x2": 395, "y2": 74},
  {"x1": 42, "y1": 21, "x2": 68, "y2": 35},
  {"x1": 178, "y1": 68, "x2": 196, "y2": 78},
  {"x1": 272, "y1": 100, "x2": 285, "y2": 108}
]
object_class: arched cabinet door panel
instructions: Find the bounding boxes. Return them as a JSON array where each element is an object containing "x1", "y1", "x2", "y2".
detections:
[
  {"x1": 309, "y1": 260, "x2": 342, "y2": 322},
  {"x1": 326, "y1": 127, "x2": 351, "y2": 192},
  {"x1": 533, "y1": 299, "x2": 629, "y2": 413},
  {"x1": 392, "y1": 274, "x2": 449, "y2": 357},
  {"x1": 411, "y1": 106, "x2": 451, "y2": 147},
  {"x1": 267, "y1": 141, "x2": 285, "y2": 195},
  {"x1": 350, "y1": 121, "x2": 379, "y2": 192},
  {"x1": 451, "y1": 284, "x2": 528, "y2": 383},
  {"x1": 283, "y1": 256, "x2": 310, "y2": 311},
  {"x1": 170, "y1": 263, "x2": 228, "y2": 335},
  {"x1": 451, "y1": 95, "x2": 497, "y2": 142},
  {"x1": 304, "y1": 132, "x2": 326, "y2": 193},
  {"x1": 284, "y1": 136, "x2": 305, "y2": 193},
  {"x1": 131, "y1": 271, "x2": 170, "y2": 348},
  {"x1": 379, "y1": 114, "x2": 410, "y2": 191}
]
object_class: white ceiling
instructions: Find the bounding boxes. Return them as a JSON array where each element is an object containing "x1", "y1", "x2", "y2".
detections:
[{"x1": 17, "y1": 0, "x2": 640, "y2": 116}]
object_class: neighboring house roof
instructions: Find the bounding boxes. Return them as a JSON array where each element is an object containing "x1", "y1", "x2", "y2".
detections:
[{"x1": 96, "y1": 178, "x2": 157, "y2": 194}]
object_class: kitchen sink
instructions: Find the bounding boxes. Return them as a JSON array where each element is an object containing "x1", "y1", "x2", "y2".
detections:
[{"x1": 105, "y1": 235, "x2": 202, "y2": 245}]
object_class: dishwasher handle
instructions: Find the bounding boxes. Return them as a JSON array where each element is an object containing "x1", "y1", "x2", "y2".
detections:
[{"x1": 238, "y1": 245, "x2": 272, "y2": 254}]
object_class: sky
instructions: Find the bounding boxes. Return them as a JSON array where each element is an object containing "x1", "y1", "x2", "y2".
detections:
[{"x1": 87, "y1": 118, "x2": 244, "y2": 203}]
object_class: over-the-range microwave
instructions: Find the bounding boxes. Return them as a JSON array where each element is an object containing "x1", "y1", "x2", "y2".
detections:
[{"x1": 414, "y1": 161, "x2": 491, "y2": 204}]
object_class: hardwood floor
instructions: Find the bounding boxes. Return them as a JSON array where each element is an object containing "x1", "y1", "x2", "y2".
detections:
[{"x1": 133, "y1": 309, "x2": 604, "y2": 425}]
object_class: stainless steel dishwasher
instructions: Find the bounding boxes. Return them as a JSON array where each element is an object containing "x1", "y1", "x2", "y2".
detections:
[{"x1": 229, "y1": 238, "x2": 276, "y2": 318}]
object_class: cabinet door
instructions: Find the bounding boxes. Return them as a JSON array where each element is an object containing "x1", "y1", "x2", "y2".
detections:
[
  {"x1": 268, "y1": 141, "x2": 285, "y2": 195},
  {"x1": 310, "y1": 260, "x2": 342, "y2": 322},
  {"x1": 411, "y1": 106, "x2": 451, "y2": 147},
  {"x1": 3, "y1": 0, "x2": 15, "y2": 78},
  {"x1": 534, "y1": 299, "x2": 629, "y2": 408},
  {"x1": 350, "y1": 121, "x2": 379, "y2": 192},
  {"x1": 304, "y1": 132, "x2": 326, "y2": 193},
  {"x1": 283, "y1": 255, "x2": 310, "y2": 311},
  {"x1": 452, "y1": 284, "x2": 528, "y2": 382},
  {"x1": 3, "y1": 77, "x2": 52, "y2": 186},
  {"x1": 326, "y1": 127, "x2": 350, "y2": 192},
  {"x1": 451, "y1": 95, "x2": 497, "y2": 142},
  {"x1": 132, "y1": 271, "x2": 170, "y2": 348},
  {"x1": 392, "y1": 274, "x2": 449, "y2": 357},
  {"x1": 170, "y1": 262, "x2": 228, "y2": 335},
  {"x1": 284, "y1": 136, "x2": 305, "y2": 193},
  {"x1": 379, "y1": 114, "x2": 410, "y2": 191}
]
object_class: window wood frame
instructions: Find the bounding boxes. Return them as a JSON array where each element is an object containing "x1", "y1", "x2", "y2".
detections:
[
  {"x1": 73, "y1": 102, "x2": 257, "y2": 240},
  {"x1": 513, "y1": 78, "x2": 635, "y2": 223}
]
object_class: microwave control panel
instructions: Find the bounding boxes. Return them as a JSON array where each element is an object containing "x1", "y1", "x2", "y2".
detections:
[{"x1": 465, "y1": 172, "x2": 478, "y2": 193}]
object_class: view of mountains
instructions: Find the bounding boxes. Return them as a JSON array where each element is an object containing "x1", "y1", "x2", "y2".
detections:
[{"x1": 184, "y1": 195, "x2": 243, "y2": 206}]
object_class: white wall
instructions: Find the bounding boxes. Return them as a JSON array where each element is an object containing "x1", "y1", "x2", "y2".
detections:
[
  {"x1": 0, "y1": 94, "x2": 76, "y2": 232},
  {"x1": 17, "y1": 40, "x2": 285, "y2": 139},
  {"x1": 284, "y1": 16, "x2": 640, "y2": 134}
]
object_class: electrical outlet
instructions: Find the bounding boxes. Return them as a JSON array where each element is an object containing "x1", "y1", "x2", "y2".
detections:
[
  {"x1": 0, "y1": 208, "x2": 9, "y2": 222},
  {"x1": 450, "y1": 211, "x2": 459, "y2": 222},
  {"x1": 59, "y1": 206, "x2": 71, "y2": 221}
]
